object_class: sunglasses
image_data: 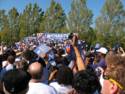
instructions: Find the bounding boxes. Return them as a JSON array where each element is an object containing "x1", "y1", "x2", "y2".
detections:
[{"x1": 103, "y1": 75, "x2": 124, "y2": 90}]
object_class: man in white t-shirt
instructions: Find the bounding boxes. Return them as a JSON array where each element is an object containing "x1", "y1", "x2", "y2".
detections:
[
  {"x1": 49, "y1": 66, "x2": 73, "y2": 94},
  {"x1": 50, "y1": 81, "x2": 73, "y2": 94},
  {"x1": 4, "y1": 55, "x2": 15, "y2": 71},
  {"x1": 27, "y1": 62, "x2": 57, "y2": 94}
]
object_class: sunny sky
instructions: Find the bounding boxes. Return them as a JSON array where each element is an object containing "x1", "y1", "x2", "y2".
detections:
[{"x1": 0, "y1": 0, "x2": 125, "y2": 25}]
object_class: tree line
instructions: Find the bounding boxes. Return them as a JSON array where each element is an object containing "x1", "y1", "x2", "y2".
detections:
[{"x1": 0, "y1": 0, "x2": 125, "y2": 48}]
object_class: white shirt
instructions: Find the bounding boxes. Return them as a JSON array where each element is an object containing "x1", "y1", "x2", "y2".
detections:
[
  {"x1": 5, "y1": 64, "x2": 14, "y2": 71},
  {"x1": 2, "y1": 61, "x2": 8, "y2": 68},
  {"x1": 27, "y1": 82, "x2": 57, "y2": 94},
  {"x1": 50, "y1": 82, "x2": 73, "y2": 94}
]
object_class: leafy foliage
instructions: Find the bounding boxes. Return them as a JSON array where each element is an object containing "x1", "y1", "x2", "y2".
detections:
[
  {"x1": 44, "y1": 0, "x2": 66, "y2": 33},
  {"x1": 67, "y1": 0, "x2": 93, "y2": 33},
  {"x1": 0, "y1": 0, "x2": 125, "y2": 48},
  {"x1": 96, "y1": 0, "x2": 125, "y2": 47}
]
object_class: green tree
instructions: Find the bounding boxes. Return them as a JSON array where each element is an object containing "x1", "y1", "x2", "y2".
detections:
[
  {"x1": 0, "y1": 10, "x2": 10, "y2": 44},
  {"x1": 67, "y1": 0, "x2": 94, "y2": 46},
  {"x1": 79, "y1": 27, "x2": 97, "y2": 46},
  {"x1": 96, "y1": 0, "x2": 125, "y2": 47},
  {"x1": 19, "y1": 3, "x2": 32, "y2": 39},
  {"x1": 44, "y1": 0, "x2": 66, "y2": 33},
  {"x1": 30, "y1": 3, "x2": 42, "y2": 34},
  {"x1": 67, "y1": 0, "x2": 93, "y2": 33},
  {"x1": 8, "y1": 7, "x2": 19, "y2": 43},
  {"x1": 19, "y1": 3, "x2": 42, "y2": 39},
  {"x1": 0, "y1": 10, "x2": 5, "y2": 32},
  {"x1": 39, "y1": 11, "x2": 45, "y2": 32}
]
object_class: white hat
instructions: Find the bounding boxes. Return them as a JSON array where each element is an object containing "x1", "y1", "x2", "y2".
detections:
[
  {"x1": 15, "y1": 58, "x2": 21, "y2": 62},
  {"x1": 96, "y1": 47, "x2": 108, "y2": 54}
]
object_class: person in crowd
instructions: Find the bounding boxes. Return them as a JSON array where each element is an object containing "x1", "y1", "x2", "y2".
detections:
[
  {"x1": 100, "y1": 53, "x2": 125, "y2": 94},
  {"x1": 2, "y1": 69, "x2": 31, "y2": 94},
  {"x1": 15, "y1": 59, "x2": 28, "y2": 71},
  {"x1": 73, "y1": 69, "x2": 101, "y2": 94},
  {"x1": 2, "y1": 48, "x2": 16, "y2": 69},
  {"x1": 22, "y1": 49, "x2": 37, "y2": 64},
  {"x1": 27, "y1": 62, "x2": 57, "y2": 94},
  {"x1": 0, "y1": 55, "x2": 15, "y2": 81},
  {"x1": 2, "y1": 33, "x2": 125, "y2": 94},
  {"x1": 93, "y1": 47, "x2": 108, "y2": 71},
  {"x1": 5, "y1": 55, "x2": 15, "y2": 71},
  {"x1": 71, "y1": 34, "x2": 86, "y2": 71},
  {"x1": 50, "y1": 66, "x2": 74, "y2": 94}
]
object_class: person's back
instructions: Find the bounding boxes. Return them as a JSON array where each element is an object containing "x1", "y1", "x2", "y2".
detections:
[
  {"x1": 27, "y1": 62, "x2": 57, "y2": 94},
  {"x1": 5, "y1": 55, "x2": 15, "y2": 71},
  {"x1": 50, "y1": 66, "x2": 73, "y2": 94},
  {"x1": 50, "y1": 81, "x2": 73, "y2": 94},
  {"x1": 73, "y1": 69, "x2": 101, "y2": 94},
  {"x1": 27, "y1": 82, "x2": 56, "y2": 94},
  {"x1": 2, "y1": 69, "x2": 31, "y2": 94},
  {"x1": 0, "y1": 55, "x2": 15, "y2": 81}
]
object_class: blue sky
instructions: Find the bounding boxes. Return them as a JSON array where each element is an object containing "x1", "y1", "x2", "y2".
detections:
[{"x1": 0, "y1": 0, "x2": 125, "y2": 25}]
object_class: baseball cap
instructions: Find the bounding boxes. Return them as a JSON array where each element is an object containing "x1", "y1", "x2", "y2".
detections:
[{"x1": 96, "y1": 47, "x2": 108, "y2": 54}]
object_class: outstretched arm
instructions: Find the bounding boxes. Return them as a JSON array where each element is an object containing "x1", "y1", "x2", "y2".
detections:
[{"x1": 72, "y1": 35, "x2": 86, "y2": 71}]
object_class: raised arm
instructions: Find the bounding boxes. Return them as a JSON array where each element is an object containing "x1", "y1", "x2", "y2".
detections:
[{"x1": 72, "y1": 35, "x2": 86, "y2": 71}]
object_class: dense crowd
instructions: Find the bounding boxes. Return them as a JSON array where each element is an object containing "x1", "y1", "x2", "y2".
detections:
[{"x1": 0, "y1": 33, "x2": 125, "y2": 94}]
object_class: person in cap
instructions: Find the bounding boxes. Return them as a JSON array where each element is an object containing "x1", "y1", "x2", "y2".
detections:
[{"x1": 93, "y1": 47, "x2": 108, "y2": 72}]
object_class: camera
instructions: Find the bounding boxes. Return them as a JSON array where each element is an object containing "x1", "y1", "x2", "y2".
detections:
[{"x1": 68, "y1": 33, "x2": 73, "y2": 39}]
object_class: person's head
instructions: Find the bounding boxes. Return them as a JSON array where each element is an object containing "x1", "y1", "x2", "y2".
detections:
[
  {"x1": 22, "y1": 49, "x2": 36, "y2": 61},
  {"x1": 101, "y1": 54, "x2": 125, "y2": 94},
  {"x1": 2, "y1": 69, "x2": 31, "y2": 94},
  {"x1": 28, "y1": 62, "x2": 43, "y2": 80},
  {"x1": 37, "y1": 57, "x2": 46, "y2": 67},
  {"x1": 56, "y1": 66, "x2": 73, "y2": 86},
  {"x1": 15, "y1": 60, "x2": 28, "y2": 71},
  {"x1": 57, "y1": 48, "x2": 65, "y2": 57},
  {"x1": 3, "y1": 48, "x2": 16, "y2": 61},
  {"x1": 96, "y1": 47, "x2": 108, "y2": 62},
  {"x1": 73, "y1": 69, "x2": 101, "y2": 94},
  {"x1": 7, "y1": 55, "x2": 15, "y2": 64}
]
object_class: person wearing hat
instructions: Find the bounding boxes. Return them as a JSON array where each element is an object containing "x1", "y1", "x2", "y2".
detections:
[{"x1": 93, "y1": 47, "x2": 108, "y2": 73}]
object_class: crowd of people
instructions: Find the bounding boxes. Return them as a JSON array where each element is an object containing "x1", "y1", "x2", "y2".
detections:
[{"x1": 0, "y1": 33, "x2": 125, "y2": 94}]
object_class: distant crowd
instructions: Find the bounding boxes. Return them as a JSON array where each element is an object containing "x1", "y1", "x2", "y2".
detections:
[{"x1": 0, "y1": 33, "x2": 125, "y2": 94}]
